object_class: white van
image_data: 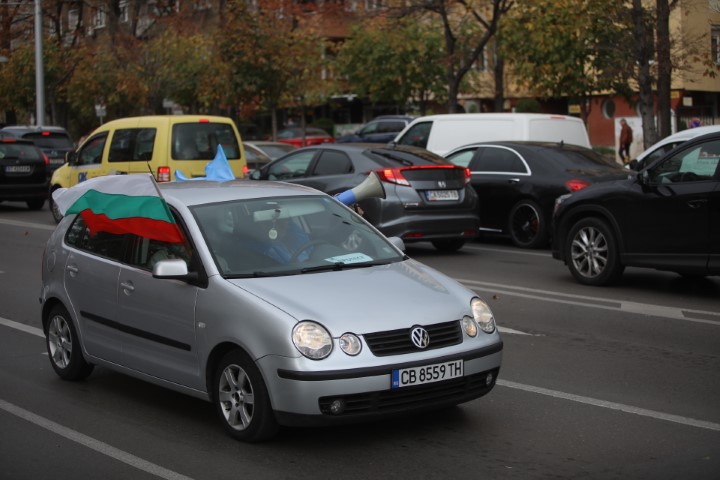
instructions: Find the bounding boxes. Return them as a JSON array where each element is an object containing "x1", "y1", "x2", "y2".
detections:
[{"x1": 392, "y1": 113, "x2": 591, "y2": 155}]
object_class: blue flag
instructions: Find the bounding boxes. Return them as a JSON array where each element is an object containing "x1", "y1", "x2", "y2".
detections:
[{"x1": 176, "y1": 144, "x2": 235, "y2": 182}]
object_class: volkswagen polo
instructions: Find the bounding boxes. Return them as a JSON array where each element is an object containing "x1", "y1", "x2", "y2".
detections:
[{"x1": 41, "y1": 177, "x2": 503, "y2": 442}]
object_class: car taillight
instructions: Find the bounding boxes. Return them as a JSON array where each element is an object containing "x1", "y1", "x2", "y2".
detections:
[
  {"x1": 565, "y1": 179, "x2": 590, "y2": 192},
  {"x1": 157, "y1": 166, "x2": 171, "y2": 182},
  {"x1": 242, "y1": 164, "x2": 249, "y2": 176},
  {"x1": 377, "y1": 168, "x2": 410, "y2": 186},
  {"x1": 464, "y1": 167, "x2": 471, "y2": 185},
  {"x1": 41, "y1": 152, "x2": 49, "y2": 165}
]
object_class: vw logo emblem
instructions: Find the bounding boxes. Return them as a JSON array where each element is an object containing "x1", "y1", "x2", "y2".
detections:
[
  {"x1": 410, "y1": 326, "x2": 430, "y2": 349},
  {"x1": 438, "y1": 180, "x2": 447, "y2": 188}
]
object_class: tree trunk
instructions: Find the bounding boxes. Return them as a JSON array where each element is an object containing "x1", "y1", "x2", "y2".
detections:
[
  {"x1": 656, "y1": 0, "x2": 672, "y2": 139},
  {"x1": 632, "y1": 0, "x2": 658, "y2": 148},
  {"x1": 493, "y1": 46, "x2": 505, "y2": 112}
]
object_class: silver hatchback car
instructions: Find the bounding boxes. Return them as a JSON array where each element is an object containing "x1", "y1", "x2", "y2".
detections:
[{"x1": 41, "y1": 179, "x2": 503, "y2": 441}]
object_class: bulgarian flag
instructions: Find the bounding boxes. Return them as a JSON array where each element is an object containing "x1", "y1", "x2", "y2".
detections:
[{"x1": 52, "y1": 174, "x2": 184, "y2": 243}]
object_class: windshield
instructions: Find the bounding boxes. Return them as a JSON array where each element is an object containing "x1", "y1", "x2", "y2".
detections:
[{"x1": 193, "y1": 195, "x2": 404, "y2": 277}]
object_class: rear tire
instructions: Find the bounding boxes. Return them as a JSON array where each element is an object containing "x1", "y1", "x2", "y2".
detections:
[
  {"x1": 565, "y1": 217, "x2": 624, "y2": 286},
  {"x1": 431, "y1": 239, "x2": 466, "y2": 252},
  {"x1": 213, "y1": 349, "x2": 279, "y2": 442},
  {"x1": 508, "y1": 200, "x2": 548, "y2": 249},
  {"x1": 49, "y1": 188, "x2": 63, "y2": 223},
  {"x1": 27, "y1": 199, "x2": 45, "y2": 210},
  {"x1": 45, "y1": 305, "x2": 94, "y2": 381}
]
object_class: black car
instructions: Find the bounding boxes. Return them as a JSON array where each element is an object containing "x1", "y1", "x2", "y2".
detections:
[
  {"x1": 336, "y1": 116, "x2": 414, "y2": 144},
  {"x1": 552, "y1": 131, "x2": 720, "y2": 286},
  {"x1": 250, "y1": 144, "x2": 479, "y2": 251},
  {"x1": 0, "y1": 138, "x2": 49, "y2": 210},
  {"x1": 445, "y1": 141, "x2": 627, "y2": 248},
  {"x1": 0, "y1": 125, "x2": 74, "y2": 176}
]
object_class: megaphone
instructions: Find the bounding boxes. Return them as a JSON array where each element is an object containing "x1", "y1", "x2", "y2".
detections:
[{"x1": 335, "y1": 171, "x2": 386, "y2": 206}]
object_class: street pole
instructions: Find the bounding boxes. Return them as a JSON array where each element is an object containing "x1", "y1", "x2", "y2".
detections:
[{"x1": 34, "y1": 0, "x2": 44, "y2": 126}]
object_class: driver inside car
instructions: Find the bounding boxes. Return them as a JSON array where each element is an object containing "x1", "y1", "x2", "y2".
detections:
[{"x1": 257, "y1": 215, "x2": 312, "y2": 263}]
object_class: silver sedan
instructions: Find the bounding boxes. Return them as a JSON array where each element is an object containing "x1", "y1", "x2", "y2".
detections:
[{"x1": 41, "y1": 179, "x2": 503, "y2": 442}]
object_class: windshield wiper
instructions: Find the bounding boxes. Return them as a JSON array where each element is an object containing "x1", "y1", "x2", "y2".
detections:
[{"x1": 300, "y1": 260, "x2": 390, "y2": 274}]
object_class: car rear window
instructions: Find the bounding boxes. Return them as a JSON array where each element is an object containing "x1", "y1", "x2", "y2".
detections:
[
  {"x1": 22, "y1": 132, "x2": 74, "y2": 149},
  {"x1": 363, "y1": 146, "x2": 452, "y2": 167},
  {"x1": 172, "y1": 123, "x2": 240, "y2": 160},
  {"x1": 0, "y1": 142, "x2": 42, "y2": 161},
  {"x1": 546, "y1": 148, "x2": 623, "y2": 170}
]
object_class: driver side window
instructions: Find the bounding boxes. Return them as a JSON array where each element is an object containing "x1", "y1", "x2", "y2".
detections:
[
  {"x1": 268, "y1": 151, "x2": 316, "y2": 180},
  {"x1": 649, "y1": 140, "x2": 720, "y2": 184}
]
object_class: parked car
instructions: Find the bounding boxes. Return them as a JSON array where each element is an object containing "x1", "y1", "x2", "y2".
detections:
[
  {"x1": 0, "y1": 137, "x2": 49, "y2": 210},
  {"x1": 445, "y1": 141, "x2": 627, "y2": 248},
  {"x1": 0, "y1": 125, "x2": 74, "y2": 176},
  {"x1": 276, "y1": 127, "x2": 335, "y2": 147},
  {"x1": 49, "y1": 115, "x2": 247, "y2": 223},
  {"x1": 392, "y1": 113, "x2": 592, "y2": 156},
  {"x1": 250, "y1": 144, "x2": 480, "y2": 251},
  {"x1": 242, "y1": 142, "x2": 273, "y2": 174},
  {"x1": 626, "y1": 125, "x2": 720, "y2": 171},
  {"x1": 552, "y1": 131, "x2": 720, "y2": 285},
  {"x1": 336, "y1": 115, "x2": 414, "y2": 144},
  {"x1": 244, "y1": 140, "x2": 297, "y2": 160},
  {"x1": 41, "y1": 177, "x2": 503, "y2": 442}
]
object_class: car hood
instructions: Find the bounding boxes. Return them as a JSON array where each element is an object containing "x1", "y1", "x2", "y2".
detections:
[{"x1": 226, "y1": 259, "x2": 475, "y2": 335}]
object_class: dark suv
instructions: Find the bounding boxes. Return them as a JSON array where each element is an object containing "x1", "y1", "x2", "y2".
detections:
[
  {"x1": 0, "y1": 138, "x2": 49, "y2": 210},
  {"x1": 0, "y1": 125, "x2": 74, "y2": 176},
  {"x1": 552, "y1": 131, "x2": 720, "y2": 285},
  {"x1": 336, "y1": 116, "x2": 414, "y2": 144}
]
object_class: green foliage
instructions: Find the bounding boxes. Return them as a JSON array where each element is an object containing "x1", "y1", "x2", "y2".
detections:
[
  {"x1": 333, "y1": 17, "x2": 447, "y2": 109},
  {"x1": 515, "y1": 98, "x2": 541, "y2": 113},
  {"x1": 311, "y1": 117, "x2": 335, "y2": 136}
]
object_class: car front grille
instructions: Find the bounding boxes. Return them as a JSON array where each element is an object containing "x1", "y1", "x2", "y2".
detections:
[
  {"x1": 363, "y1": 320, "x2": 462, "y2": 356},
  {"x1": 318, "y1": 368, "x2": 499, "y2": 417}
]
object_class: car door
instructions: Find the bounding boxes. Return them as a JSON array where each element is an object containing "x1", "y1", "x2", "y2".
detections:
[
  {"x1": 116, "y1": 234, "x2": 201, "y2": 389},
  {"x1": 709, "y1": 181, "x2": 720, "y2": 272},
  {"x1": 621, "y1": 138, "x2": 720, "y2": 270},
  {"x1": 65, "y1": 132, "x2": 111, "y2": 187},
  {"x1": 62, "y1": 217, "x2": 126, "y2": 364},
  {"x1": 469, "y1": 146, "x2": 529, "y2": 232}
]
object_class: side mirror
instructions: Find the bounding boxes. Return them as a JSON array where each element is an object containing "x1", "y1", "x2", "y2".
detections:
[
  {"x1": 152, "y1": 258, "x2": 198, "y2": 282},
  {"x1": 388, "y1": 236, "x2": 405, "y2": 252},
  {"x1": 250, "y1": 170, "x2": 261, "y2": 180}
]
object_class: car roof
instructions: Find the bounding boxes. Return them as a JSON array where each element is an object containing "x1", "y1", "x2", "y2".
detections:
[
  {"x1": 636, "y1": 125, "x2": 720, "y2": 160},
  {"x1": 159, "y1": 179, "x2": 322, "y2": 207},
  {"x1": 445, "y1": 140, "x2": 592, "y2": 155}
]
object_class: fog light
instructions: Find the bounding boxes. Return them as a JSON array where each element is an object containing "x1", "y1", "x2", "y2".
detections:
[
  {"x1": 329, "y1": 399, "x2": 346, "y2": 415},
  {"x1": 486, "y1": 372, "x2": 494, "y2": 386}
]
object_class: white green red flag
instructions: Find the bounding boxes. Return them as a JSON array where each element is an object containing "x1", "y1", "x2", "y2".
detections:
[{"x1": 52, "y1": 174, "x2": 184, "y2": 243}]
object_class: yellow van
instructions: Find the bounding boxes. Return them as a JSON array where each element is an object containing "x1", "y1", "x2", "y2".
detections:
[{"x1": 49, "y1": 115, "x2": 247, "y2": 221}]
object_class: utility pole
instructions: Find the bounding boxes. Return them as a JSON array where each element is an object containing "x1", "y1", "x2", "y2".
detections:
[{"x1": 34, "y1": 0, "x2": 44, "y2": 126}]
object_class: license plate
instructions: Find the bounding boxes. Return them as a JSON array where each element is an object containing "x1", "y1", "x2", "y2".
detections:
[
  {"x1": 392, "y1": 359, "x2": 464, "y2": 388},
  {"x1": 4, "y1": 165, "x2": 32, "y2": 173},
  {"x1": 426, "y1": 190, "x2": 459, "y2": 201}
]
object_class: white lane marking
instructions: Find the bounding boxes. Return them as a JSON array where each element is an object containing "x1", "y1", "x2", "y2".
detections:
[
  {"x1": 0, "y1": 316, "x2": 44, "y2": 337},
  {"x1": 497, "y1": 380, "x2": 720, "y2": 432},
  {"x1": 498, "y1": 326, "x2": 538, "y2": 336},
  {"x1": 463, "y1": 245, "x2": 551, "y2": 257},
  {"x1": 0, "y1": 218, "x2": 56, "y2": 231},
  {"x1": 460, "y1": 279, "x2": 720, "y2": 326},
  {"x1": 0, "y1": 399, "x2": 196, "y2": 480}
]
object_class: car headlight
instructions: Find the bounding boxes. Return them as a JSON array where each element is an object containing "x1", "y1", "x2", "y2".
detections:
[
  {"x1": 471, "y1": 297, "x2": 496, "y2": 333},
  {"x1": 292, "y1": 321, "x2": 333, "y2": 360},
  {"x1": 461, "y1": 316, "x2": 478, "y2": 337},
  {"x1": 339, "y1": 333, "x2": 362, "y2": 356}
]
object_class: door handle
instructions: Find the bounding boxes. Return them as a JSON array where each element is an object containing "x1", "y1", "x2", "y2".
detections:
[
  {"x1": 687, "y1": 199, "x2": 708, "y2": 209},
  {"x1": 120, "y1": 281, "x2": 135, "y2": 293},
  {"x1": 508, "y1": 178, "x2": 520, "y2": 184},
  {"x1": 66, "y1": 265, "x2": 79, "y2": 277}
]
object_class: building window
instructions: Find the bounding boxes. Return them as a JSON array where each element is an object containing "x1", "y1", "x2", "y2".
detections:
[
  {"x1": 119, "y1": 0, "x2": 129, "y2": 22},
  {"x1": 602, "y1": 99, "x2": 616, "y2": 119},
  {"x1": 712, "y1": 25, "x2": 720, "y2": 65},
  {"x1": 94, "y1": 6, "x2": 106, "y2": 28},
  {"x1": 68, "y1": 9, "x2": 79, "y2": 31}
]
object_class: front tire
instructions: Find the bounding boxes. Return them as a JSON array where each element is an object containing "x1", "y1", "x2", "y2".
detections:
[
  {"x1": 45, "y1": 305, "x2": 94, "y2": 380},
  {"x1": 213, "y1": 350, "x2": 279, "y2": 442},
  {"x1": 508, "y1": 200, "x2": 548, "y2": 249},
  {"x1": 431, "y1": 239, "x2": 466, "y2": 252},
  {"x1": 565, "y1": 217, "x2": 624, "y2": 286}
]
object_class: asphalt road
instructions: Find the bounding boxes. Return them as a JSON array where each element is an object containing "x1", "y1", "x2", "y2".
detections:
[{"x1": 1, "y1": 202, "x2": 719, "y2": 480}]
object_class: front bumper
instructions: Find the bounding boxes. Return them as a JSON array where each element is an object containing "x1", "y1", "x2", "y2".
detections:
[{"x1": 259, "y1": 340, "x2": 503, "y2": 427}]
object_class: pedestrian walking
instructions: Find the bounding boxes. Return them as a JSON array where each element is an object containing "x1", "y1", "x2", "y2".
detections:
[{"x1": 619, "y1": 119, "x2": 633, "y2": 164}]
